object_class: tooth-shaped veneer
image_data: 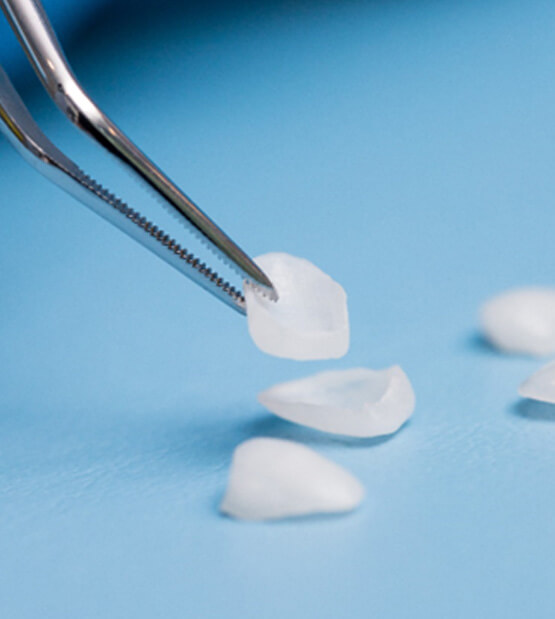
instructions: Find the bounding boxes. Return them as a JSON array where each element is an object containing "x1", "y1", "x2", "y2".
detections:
[
  {"x1": 220, "y1": 438, "x2": 364, "y2": 521},
  {"x1": 519, "y1": 361, "x2": 555, "y2": 404},
  {"x1": 258, "y1": 367, "x2": 415, "y2": 438},
  {"x1": 244, "y1": 253, "x2": 349, "y2": 360},
  {"x1": 480, "y1": 287, "x2": 555, "y2": 356}
]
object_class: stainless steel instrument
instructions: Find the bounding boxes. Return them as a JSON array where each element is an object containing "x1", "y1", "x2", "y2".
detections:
[{"x1": 0, "y1": 0, "x2": 277, "y2": 314}]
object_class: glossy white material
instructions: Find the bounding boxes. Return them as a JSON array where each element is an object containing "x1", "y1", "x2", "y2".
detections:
[
  {"x1": 480, "y1": 288, "x2": 555, "y2": 356},
  {"x1": 519, "y1": 361, "x2": 555, "y2": 404},
  {"x1": 244, "y1": 253, "x2": 349, "y2": 360},
  {"x1": 220, "y1": 438, "x2": 364, "y2": 521},
  {"x1": 258, "y1": 366, "x2": 415, "y2": 438}
]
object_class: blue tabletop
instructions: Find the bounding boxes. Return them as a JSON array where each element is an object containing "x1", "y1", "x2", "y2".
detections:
[{"x1": 2, "y1": 1, "x2": 555, "y2": 617}]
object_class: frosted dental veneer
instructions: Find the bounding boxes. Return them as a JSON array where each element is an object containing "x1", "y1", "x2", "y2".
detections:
[
  {"x1": 480, "y1": 287, "x2": 555, "y2": 356},
  {"x1": 244, "y1": 253, "x2": 349, "y2": 360},
  {"x1": 220, "y1": 438, "x2": 364, "y2": 521},
  {"x1": 258, "y1": 366, "x2": 415, "y2": 438},
  {"x1": 519, "y1": 361, "x2": 555, "y2": 404}
]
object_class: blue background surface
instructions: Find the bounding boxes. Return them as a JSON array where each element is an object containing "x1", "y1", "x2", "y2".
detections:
[{"x1": 2, "y1": 1, "x2": 555, "y2": 617}]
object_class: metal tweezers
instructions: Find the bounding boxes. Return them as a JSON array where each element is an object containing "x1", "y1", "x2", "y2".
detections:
[{"x1": 0, "y1": 0, "x2": 277, "y2": 313}]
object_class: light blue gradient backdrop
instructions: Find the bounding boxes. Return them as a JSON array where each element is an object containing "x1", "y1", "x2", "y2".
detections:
[{"x1": 2, "y1": 1, "x2": 555, "y2": 617}]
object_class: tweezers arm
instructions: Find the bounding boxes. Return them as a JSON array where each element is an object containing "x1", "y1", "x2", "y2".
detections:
[
  {"x1": 1, "y1": 0, "x2": 276, "y2": 296},
  {"x1": 0, "y1": 65, "x2": 248, "y2": 313}
]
